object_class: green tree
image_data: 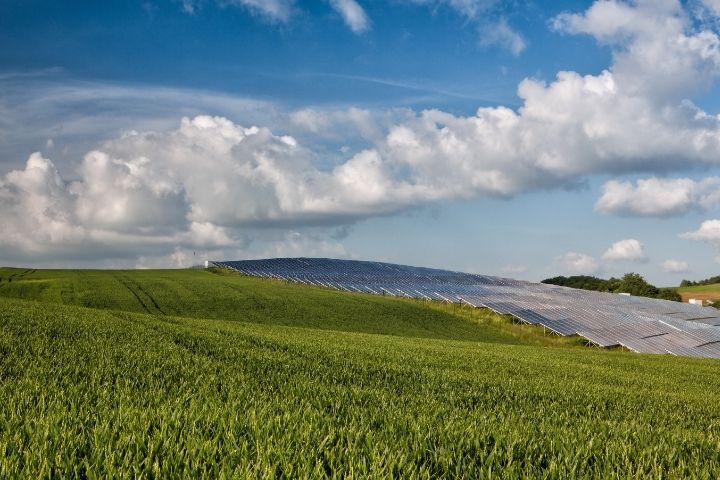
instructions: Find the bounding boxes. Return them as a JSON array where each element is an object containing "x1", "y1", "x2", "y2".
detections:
[
  {"x1": 605, "y1": 277, "x2": 622, "y2": 293},
  {"x1": 656, "y1": 288, "x2": 682, "y2": 302},
  {"x1": 615, "y1": 273, "x2": 659, "y2": 297}
]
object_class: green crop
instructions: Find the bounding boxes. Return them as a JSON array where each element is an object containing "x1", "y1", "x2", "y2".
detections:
[{"x1": 1, "y1": 268, "x2": 719, "y2": 478}]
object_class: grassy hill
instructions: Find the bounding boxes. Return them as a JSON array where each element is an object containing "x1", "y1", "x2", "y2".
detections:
[
  {"x1": 677, "y1": 283, "x2": 720, "y2": 302},
  {"x1": 0, "y1": 267, "x2": 574, "y2": 345},
  {"x1": 1, "y1": 268, "x2": 720, "y2": 477}
]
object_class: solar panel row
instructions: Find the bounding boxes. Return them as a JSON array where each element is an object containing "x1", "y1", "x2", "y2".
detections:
[{"x1": 212, "y1": 258, "x2": 720, "y2": 358}]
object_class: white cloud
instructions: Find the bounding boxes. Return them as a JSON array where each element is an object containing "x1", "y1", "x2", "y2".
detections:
[
  {"x1": 696, "y1": 0, "x2": 720, "y2": 19},
  {"x1": 288, "y1": 107, "x2": 381, "y2": 140},
  {"x1": 602, "y1": 239, "x2": 647, "y2": 262},
  {"x1": 680, "y1": 219, "x2": 720, "y2": 260},
  {"x1": 328, "y1": 0, "x2": 370, "y2": 33},
  {"x1": 663, "y1": 259, "x2": 689, "y2": 273},
  {"x1": 595, "y1": 177, "x2": 720, "y2": 217},
  {"x1": 556, "y1": 252, "x2": 600, "y2": 274},
  {"x1": 0, "y1": 141, "x2": 355, "y2": 266},
  {"x1": 0, "y1": 115, "x2": 421, "y2": 262},
  {"x1": 479, "y1": 18, "x2": 526, "y2": 56},
  {"x1": 681, "y1": 219, "x2": 720, "y2": 242},
  {"x1": 0, "y1": 76, "x2": 277, "y2": 172},
  {"x1": 363, "y1": 0, "x2": 720, "y2": 198},
  {"x1": 553, "y1": 0, "x2": 720, "y2": 101},
  {"x1": 9, "y1": 1, "x2": 720, "y2": 264},
  {"x1": 0, "y1": 153, "x2": 84, "y2": 253}
]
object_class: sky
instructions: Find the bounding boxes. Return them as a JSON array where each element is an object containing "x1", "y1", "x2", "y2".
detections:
[{"x1": 4, "y1": 0, "x2": 720, "y2": 285}]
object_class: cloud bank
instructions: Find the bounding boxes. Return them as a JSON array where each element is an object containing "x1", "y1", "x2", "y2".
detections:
[
  {"x1": 6, "y1": 0, "x2": 720, "y2": 264},
  {"x1": 595, "y1": 177, "x2": 720, "y2": 217}
]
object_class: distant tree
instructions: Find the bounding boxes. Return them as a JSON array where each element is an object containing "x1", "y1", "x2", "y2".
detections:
[
  {"x1": 605, "y1": 277, "x2": 622, "y2": 293},
  {"x1": 656, "y1": 288, "x2": 682, "y2": 302},
  {"x1": 681, "y1": 275, "x2": 720, "y2": 287},
  {"x1": 542, "y1": 273, "x2": 681, "y2": 301},
  {"x1": 541, "y1": 275, "x2": 608, "y2": 291},
  {"x1": 616, "y1": 273, "x2": 659, "y2": 297}
]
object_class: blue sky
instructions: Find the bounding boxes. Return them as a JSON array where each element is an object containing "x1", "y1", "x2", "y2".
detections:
[{"x1": 3, "y1": 0, "x2": 720, "y2": 285}]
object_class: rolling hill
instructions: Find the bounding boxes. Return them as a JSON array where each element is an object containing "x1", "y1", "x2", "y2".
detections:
[
  {"x1": 678, "y1": 283, "x2": 720, "y2": 303},
  {"x1": 1, "y1": 267, "x2": 720, "y2": 477}
]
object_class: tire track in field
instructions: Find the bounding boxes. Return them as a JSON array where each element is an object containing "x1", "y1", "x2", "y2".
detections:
[
  {"x1": 118, "y1": 274, "x2": 167, "y2": 315},
  {"x1": 4, "y1": 269, "x2": 34, "y2": 283},
  {"x1": 113, "y1": 274, "x2": 152, "y2": 314},
  {"x1": 129, "y1": 277, "x2": 167, "y2": 315}
]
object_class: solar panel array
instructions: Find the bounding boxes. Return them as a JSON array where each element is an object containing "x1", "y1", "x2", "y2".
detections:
[{"x1": 213, "y1": 258, "x2": 720, "y2": 358}]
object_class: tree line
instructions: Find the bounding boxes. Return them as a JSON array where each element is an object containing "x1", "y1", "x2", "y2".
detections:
[
  {"x1": 541, "y1": 273, "x2": 682, "y2": 302},
  {"x1": 680, "y1": 275, "x2": 720, "y2": 287}
]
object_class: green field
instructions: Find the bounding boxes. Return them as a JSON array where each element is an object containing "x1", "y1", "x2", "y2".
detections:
[
  {"x1": 2, "y1": 268, "x2": 720, "y2": 477},
  {"x1": 678, "y1": 283, "x2": 720, "y2": 294}
]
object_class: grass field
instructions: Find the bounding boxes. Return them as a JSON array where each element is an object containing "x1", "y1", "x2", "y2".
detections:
[
  {"x1": 2, "y1": 268, "x2": 720, "y2": 477},
  {"x1": 677, "y1": 283, "x2": 720, "y2": 302}
]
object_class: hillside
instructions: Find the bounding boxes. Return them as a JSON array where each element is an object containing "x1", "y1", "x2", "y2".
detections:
[
  {"x1": 0, "y1": 267, "x2": 574, "y2": 345},
  {"x1": 1, "y1": 268, "x2": 720, "y2": 476},
  {"x1": 678, "y1": 283, "x2": 720, "y2": 303}
]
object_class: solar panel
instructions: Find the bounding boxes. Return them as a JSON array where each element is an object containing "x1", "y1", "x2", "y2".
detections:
[{"x1": 212, "y1": 258, "x2": 720, "y2": 359}]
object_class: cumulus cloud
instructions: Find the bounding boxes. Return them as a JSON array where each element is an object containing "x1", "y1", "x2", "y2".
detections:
[
  {"x1": 0, "y1": 137, "x2": 355, "y2": 266},
  {"x1": 681, "y1": 219, "x2": 720, "y2": 242},
  {"x1": 556, "y1": 252, "x2": 599, "y2": 274},
  {"x1": 552, "y1": 0, "x2": 720, "y2": 99},
  {"x1": 602, "y1": 239, "x2": 647, "y2": 262},
  {"x1": 0, "y1": 115, "x2": 422, "y2": 262},
  {"x1": 293, "y1": 0, "x2": 720, "y2": 201},
  {"x1": 595, "y1": 177, "x2": 720, "y2": 217},
  {"x1": 0, "y1": 75, "x2": 279, "y2": 172},
  {"x1": 288, "y1": 107, "x2": 382, "y2": 140},
  {"x1": 0, "y1": 153, "x2": 83, "y2": 253},
  {"x1": 9, "y1": 1, "x2": 720, "y2": 264},
  {"x1": 663, "y1": 259, "x2": 689, "y2": 273},
  {"x1": 680, "y1": 219, "x2": 720, "y2": 261},
  {"x1": 328, "y1": 0, "x2": 370, "y2": 33},
  {"x1": 695, "y1": 0, "x2": 720, "y2": 19},
  {"x1": 364, "y1": 0, "x2": 720, "y2": 197}
]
